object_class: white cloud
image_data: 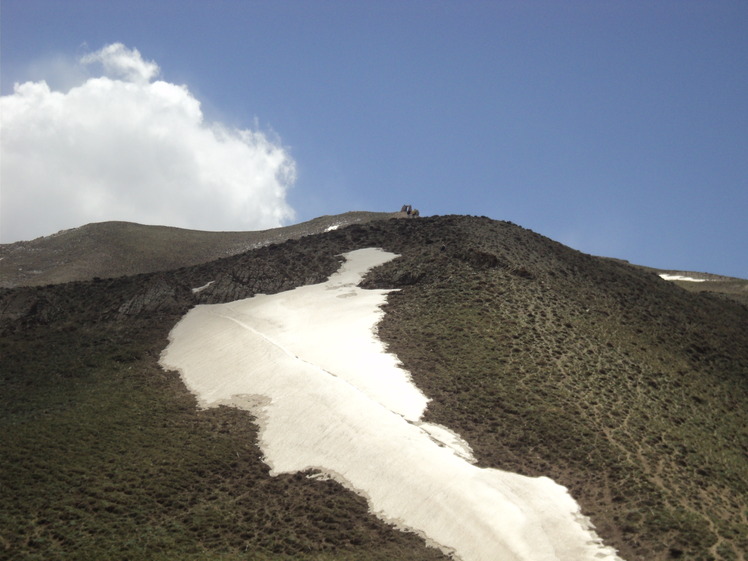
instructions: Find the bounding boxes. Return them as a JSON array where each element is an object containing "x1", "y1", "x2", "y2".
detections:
[
  {"x1": 79, "y1": 43, "x2": 159, "y2": 84},
  {"x1": 0, "y1": 43, "x2": 295, "y2": 243}
]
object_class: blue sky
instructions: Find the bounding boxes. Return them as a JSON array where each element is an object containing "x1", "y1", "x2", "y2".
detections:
[{"x1": 1, "y1": 1, "x2": 746, "y2": 278}]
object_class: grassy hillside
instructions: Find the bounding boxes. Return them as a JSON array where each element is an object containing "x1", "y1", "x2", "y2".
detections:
[
  {"x1": 1, "y1": 235, "x2": 447, "y2": 561},
  {"x1": 1, "y1": 215, "x2": 746, "y2": 561},
  {"x1": 359, "y1": 217, "x2": 748, "y2": 561}
]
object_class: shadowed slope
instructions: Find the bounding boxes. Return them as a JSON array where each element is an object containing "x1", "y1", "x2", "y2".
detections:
[
  {"x1": 0, "y1": 211, "x2": 396, "y2": 288},
  {"x1": 1, "y1": 215, "x2": 746, "y2": 560}
]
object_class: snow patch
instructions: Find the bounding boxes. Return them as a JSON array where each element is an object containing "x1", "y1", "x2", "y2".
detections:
[
  {"x1": 191, "y1": 280, "x2": 215, "y2": 293},
  {"x1": 659, "y1": 274, "x2": 707, "y2": 282},
  {"x1": 160, "y1": 248, "x2": 623, "y2": 561}
]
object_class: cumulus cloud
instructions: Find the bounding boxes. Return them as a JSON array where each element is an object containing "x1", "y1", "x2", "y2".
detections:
[
  {"x1": 0, "y1": 43, "x2": 296, "y2": 243},
  {"x1": 79, "y1": 43, "x2": 160, "y2": 84}
]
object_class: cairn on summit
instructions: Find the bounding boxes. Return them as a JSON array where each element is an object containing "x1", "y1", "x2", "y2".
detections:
[{"x1": 400, "y1": 204, "x2": 420, "y2": 217}]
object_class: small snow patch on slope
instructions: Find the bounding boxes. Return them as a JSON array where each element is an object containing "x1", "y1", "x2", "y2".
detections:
[
  {"x1": 659, "y1": 274, "x2": 707, "y2": 282},
  {"x1": 160, "y1": 248, "x2": 623, "y2": 561},
  {"x1": 191, "y1": 280, "x2": 215, "y2": 293}
]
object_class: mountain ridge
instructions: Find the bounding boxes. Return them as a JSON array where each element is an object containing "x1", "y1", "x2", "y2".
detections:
[
  {"x1": 3, "y1": 212, "x2": 745, "y2": 307},
  {"x1": 0, "y1": 211, "x2": 397, "y2": 288},
  {"x1": 1, "y1": 214, "x2": 746, "y2": 561}
]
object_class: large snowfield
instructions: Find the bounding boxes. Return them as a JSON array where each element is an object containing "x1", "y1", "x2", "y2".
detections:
[{"x1": 160, "y1": 248, "x2": 623, "y2": 561}]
